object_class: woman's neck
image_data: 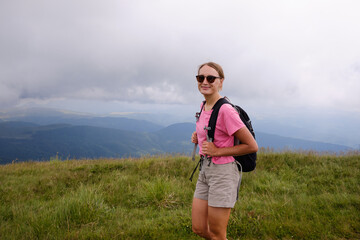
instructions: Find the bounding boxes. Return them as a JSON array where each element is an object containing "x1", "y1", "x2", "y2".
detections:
[{"x1": 204, "y1": 93, "x2": 222, "y2": 110}]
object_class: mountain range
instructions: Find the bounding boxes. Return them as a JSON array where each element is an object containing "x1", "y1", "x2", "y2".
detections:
[{"x1": 0, "y1": 107, "x2": 355, "y2": 164}]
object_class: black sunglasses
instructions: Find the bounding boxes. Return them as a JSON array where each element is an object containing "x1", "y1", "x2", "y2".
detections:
[{"x1": 196, "y1": 75, "x2": 221, "y2": 83}]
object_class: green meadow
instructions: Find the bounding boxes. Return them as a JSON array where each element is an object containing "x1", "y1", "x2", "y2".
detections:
[{"x1": 0, "y1": 151, "x2": 359, "y2": 239}]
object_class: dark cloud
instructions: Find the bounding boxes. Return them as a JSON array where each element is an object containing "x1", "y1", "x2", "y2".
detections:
[{"x1": 1, "y1": 0, "x2": 359, "y2": 112}]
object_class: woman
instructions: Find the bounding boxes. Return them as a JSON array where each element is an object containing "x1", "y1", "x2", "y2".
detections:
[{"x1": 191, "y1": 62, "x2": 258, "y2": 240}]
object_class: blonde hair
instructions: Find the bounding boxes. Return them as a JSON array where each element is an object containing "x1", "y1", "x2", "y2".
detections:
[{"x1": 198, "y1": 62, "x2": 225, "y2": 79}]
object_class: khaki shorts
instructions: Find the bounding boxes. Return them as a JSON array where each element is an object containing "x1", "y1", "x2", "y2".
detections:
[{"x1": 194, "y1": 159, "x2": 241, "y2": 208}]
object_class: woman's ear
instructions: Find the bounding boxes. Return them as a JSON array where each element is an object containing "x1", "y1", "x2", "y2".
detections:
[{"x1": 219, "y1": 78, "x2": 224, "y2": 91}]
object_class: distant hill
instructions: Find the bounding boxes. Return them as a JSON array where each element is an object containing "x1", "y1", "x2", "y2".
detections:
[
  {"x1": 152, "y1": 122, "x2": 195, "y2": 153},
  {"x1": 0, "y1": 122, "x2": 162, "y2": 164},
  {"x1": 0, "y1": 121, "x2": 354, "y2": 164},
  {"x1": 0, "y1": 108, "x2": 163, "y2": 132},
  {"x1": 2, "y1": 106, "x2": 359, "y2": 149},
  {"x1": 0, "y1": 121, "x2": 40, "y2": 139},
  {"x1": 255, "y1": 132, "x2": 353, "y2": 152}
]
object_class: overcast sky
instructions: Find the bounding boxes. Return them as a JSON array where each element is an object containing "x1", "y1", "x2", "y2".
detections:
[{"x1": 1, "y1": 0, "x2": 360, "y2": 119}]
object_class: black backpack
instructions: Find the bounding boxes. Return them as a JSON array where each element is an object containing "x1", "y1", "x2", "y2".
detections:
[{"x1": 204, "y1": 97, "x2": 257, "y2": 172}]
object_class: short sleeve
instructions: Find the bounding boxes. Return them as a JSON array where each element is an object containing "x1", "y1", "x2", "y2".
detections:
[{"x1": 217, "y1": 104, "x2": 245, "y2": 136}]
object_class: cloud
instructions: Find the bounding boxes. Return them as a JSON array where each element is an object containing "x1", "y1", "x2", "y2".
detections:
[{"x1": 0, "y1": 0, "x2": 359, "y2": 112}]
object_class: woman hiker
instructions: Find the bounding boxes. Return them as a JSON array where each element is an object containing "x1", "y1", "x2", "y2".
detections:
[{"x1": 191, "y1": 62, "x2": 258, "y2": 240}]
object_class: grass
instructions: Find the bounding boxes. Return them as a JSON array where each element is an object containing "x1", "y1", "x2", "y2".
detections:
[{"x1": 0, "y1": 151, "x2": 359, "y2": 239}]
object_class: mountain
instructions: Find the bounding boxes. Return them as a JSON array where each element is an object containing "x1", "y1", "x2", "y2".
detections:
[
  {"x1": 0, "y1": 121, "x2": 354, "y2": 165},
  {"x1": 0, "y1": 108, "x2": 163, "y2": 132},
  {"x1": 152, "y1": 122, "x2": 195, "y2": 154},
  {"x1": 0, "y1": 121, "x2": 40, "y2": 139},
  {"x1": 255, "y1": 132, "x2": 353, "y2": 152},
  {"x1": 2, "y1": 106, "x2": 359, "y2": 149},
  {"x1": 253, "y1": 112, "x2": 360, "y2": 149},
  {"x1": 0, "y1": 122, "x2": 162, "y2": 164}
]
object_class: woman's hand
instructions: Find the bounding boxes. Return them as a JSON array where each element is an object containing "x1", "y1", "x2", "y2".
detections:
[
  {"x1": 202, "y1": 141, "x2": 218, "y2": 156},
  {"x1": 191, "y1": 131, "x2": 198, "y2": 144}
]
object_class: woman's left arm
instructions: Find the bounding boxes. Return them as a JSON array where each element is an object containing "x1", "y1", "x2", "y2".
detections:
[{"x1": 201, "y1": 127, "x2": 258, "y2": 157}]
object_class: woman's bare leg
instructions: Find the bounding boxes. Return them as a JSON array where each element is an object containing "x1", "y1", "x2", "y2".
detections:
[
  {"x1": 208, "y1": 206, "x2": 231, "y2": 240},
  {"x1": 192, "y1": 198, "x2": 211, "y2": 239}
]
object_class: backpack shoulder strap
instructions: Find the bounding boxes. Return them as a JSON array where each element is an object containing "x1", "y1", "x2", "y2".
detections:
[
  {"x1": 196, "y1": 101, "x2": 206, "y2": 121},
  {"x1": 207, "y1": 98, "x2": 229, "y2": 140}
]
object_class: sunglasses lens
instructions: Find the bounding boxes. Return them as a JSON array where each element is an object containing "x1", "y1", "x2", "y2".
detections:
[
  {"x1": 207, "y1": 76, "x2": 216, "y2": 83},
  {"x1": 196, "y1": 75, "x2": 205, "y2": 82}
]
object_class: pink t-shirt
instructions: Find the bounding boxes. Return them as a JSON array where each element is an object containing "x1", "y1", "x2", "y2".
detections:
[{"x1": 196, "y1": 102, "x2": 245, "y2": 164}]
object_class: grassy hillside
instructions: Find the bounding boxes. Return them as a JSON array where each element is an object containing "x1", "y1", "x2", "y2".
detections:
[{"x1": 0, "y1": 152, "x2": 359, "y2": 240}]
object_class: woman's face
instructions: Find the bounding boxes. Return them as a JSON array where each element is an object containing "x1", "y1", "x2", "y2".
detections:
[{"x1": 197, "y1": 65, "x2": 223, "y2": 96}]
